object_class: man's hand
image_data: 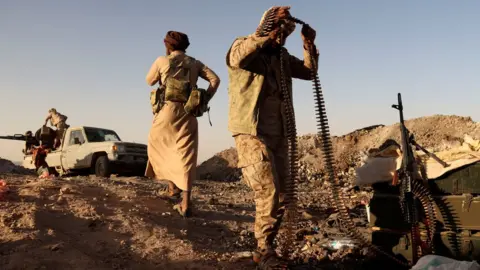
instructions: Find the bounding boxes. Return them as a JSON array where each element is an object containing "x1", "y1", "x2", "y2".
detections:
[{"x1": 301, "y1": 24, "x2": 316, "y2": 44}]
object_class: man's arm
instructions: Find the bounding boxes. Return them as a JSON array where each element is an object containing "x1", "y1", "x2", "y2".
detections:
[
  {"x1": 197, "y1": 60, "x2": 221, "y2": 97},
  {"x1": 44, "y1": 115, "x2": 51, "y2": 125},
  {"x1": 227, "y1": 35, "x2": 272, "y2": 69},
  {"x1": 289, "y1": 43, "x2": 319, "y2": 80},
  {"x1": 289, "y1": 24, "x2": 319, "y2": 80},
  {"x1": 146, "y1": 57, "x2": 161, "y2": 86}
]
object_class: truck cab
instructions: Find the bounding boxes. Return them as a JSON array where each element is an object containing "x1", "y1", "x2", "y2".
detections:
[{"x1": 22, "y1": 126, "x2": 147, "y2": 177}]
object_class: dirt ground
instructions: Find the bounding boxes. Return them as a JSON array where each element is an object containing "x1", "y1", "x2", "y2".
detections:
[
  {"x1": 0, "y1": 173, "x2": 376, "y2": 270},
  {"x1": 1, "y1": 114, "x2": 479, "y2": 270}
]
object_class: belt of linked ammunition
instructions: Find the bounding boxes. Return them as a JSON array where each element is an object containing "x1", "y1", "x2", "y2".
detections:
[{"x1": 273, "y1": 12, "x2": 438, "y2": 267}]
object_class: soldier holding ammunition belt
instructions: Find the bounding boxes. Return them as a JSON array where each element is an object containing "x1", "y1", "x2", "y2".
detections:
[{"x1": 226, "y1": 6, "x2": 319, "y2": 269}]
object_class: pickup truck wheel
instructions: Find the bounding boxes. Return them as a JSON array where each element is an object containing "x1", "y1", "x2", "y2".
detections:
[{"x1": 95, "y1": 156, "x2": 111, "y2": 178}]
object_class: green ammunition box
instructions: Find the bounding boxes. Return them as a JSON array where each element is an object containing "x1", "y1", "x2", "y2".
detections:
[
  {"x1": 371, "y1": 229, "x2": 480, "y2": 262},
  {"x1": 430, "y1": 162, "x2": 480, "y2": 195},
  {"x1": 367, "y1": 162, "x2": 480, "y2": 261}
]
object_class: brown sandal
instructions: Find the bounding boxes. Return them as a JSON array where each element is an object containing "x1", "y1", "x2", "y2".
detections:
[{"x1": 158, "y1": 188, "x2": 181, "y2": 202}]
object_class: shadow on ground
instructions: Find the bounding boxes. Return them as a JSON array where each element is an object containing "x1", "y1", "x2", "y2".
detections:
[{"x1": 0, "y1": 178, "x2": 255, "y2": 269}]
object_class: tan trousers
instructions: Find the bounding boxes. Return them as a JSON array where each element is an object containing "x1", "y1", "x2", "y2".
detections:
[{"x1": 234, "y1": 134, "x2": 288, "y2": 250}]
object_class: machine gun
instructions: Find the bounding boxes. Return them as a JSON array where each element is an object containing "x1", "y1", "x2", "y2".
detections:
[
  {"x1": 391, "y1": 93, "x2": 449, "y2": 264},
  {"x1": 0, "y1": 126, "x2": 57, "y2": 154},
  {"x1": 0, "y1": 133, "x2": 40, "y2": 154},
  {"x1": 392, "y1": 93, "x2": 421, "y2": 262}
]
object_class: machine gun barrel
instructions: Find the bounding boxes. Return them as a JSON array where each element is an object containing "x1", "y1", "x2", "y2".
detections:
[
  {"x1": 0, "y1": 134, "x2": 27, "y2": 141},
  {"x1": 392, "y1": 93, "x2": 416, "y2": 173}
]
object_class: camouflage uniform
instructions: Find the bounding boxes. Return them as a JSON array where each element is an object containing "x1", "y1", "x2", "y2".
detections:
[
  {"x1": 235, "y1": 134, "x2": 288, "y2": 249},
  {"x1": 226, "y1": 23, "x2": 319, "y2": 251}
]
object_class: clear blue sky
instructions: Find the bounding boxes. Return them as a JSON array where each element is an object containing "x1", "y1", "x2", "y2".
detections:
[{"x1": 1, "y1": 0, "x2": 479, "y2": 163}]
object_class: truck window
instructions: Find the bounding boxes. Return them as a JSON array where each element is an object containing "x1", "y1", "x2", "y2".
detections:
[
  {"x1": 84, "y1": 127, "x2": 121, "y2": 142},
  {"x1": 69, "y1": 130, "x2": 85, "y2": 145}
]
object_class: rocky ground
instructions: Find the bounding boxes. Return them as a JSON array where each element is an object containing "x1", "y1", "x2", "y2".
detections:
[{"x1": 1, "y1": 115, "x2": 479, "y2": 270}]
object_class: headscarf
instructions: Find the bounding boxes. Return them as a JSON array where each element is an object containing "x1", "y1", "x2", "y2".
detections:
[
  {"x1": 258, "y1": 7, "x2": 296, "y2": 38},
  {"x1": 163, "y1": 31, "x2": 190, "y2": 52}
]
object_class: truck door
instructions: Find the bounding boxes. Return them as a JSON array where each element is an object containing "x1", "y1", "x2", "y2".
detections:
[{"x1": 63, "y1": 130, "x2": 88, "y2": 169}]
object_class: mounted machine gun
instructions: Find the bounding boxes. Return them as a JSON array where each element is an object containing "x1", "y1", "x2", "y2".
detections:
[
  {"x1": 392, "y1": 93, "x2": 440, "y2": 264},
  {"x1": 367, "y1": 93, "x2": 480, "y2": 267},
  {"x1": 0, "y1": 133, "x2": 40, "y2": 154}
]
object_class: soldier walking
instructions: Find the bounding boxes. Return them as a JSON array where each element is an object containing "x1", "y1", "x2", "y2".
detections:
[{"x1": 145, "y1": 31, "x2": 220, "y2": 217}]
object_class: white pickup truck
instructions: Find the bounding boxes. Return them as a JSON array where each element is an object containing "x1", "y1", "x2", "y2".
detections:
[{"x1": 22, "y1": 126, "x2": 148, "y2": 177}]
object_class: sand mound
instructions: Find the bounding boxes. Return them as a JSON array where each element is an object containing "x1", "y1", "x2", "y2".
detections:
[
  {"x1": 197, "y1": 115, "x2": 480, "y2": 181},
  {"x1": 0, "y1": 158, "x2": 34, "y2": 175}
]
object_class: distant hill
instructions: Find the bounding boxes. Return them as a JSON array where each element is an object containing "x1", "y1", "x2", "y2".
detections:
[{"x1": 0, "y1": 158, "x2": 32, "y2": 174}]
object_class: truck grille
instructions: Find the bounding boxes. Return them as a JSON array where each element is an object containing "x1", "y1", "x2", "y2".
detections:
[
  {"x1": 124, "y1": 144, "x2": 147, "y2": 154},
  {"x1": 118, "y1": 155, "x2": 147, "y2": 163}
]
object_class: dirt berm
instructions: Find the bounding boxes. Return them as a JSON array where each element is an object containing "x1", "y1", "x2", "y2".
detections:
[{"x1": 197, "y1": 115, "x2": 480, "y2": 182}]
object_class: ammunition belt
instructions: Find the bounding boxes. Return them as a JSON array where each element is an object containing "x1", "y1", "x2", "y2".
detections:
[{"x1": 275, "y1": 14, "x2": 438, "y2": 267}]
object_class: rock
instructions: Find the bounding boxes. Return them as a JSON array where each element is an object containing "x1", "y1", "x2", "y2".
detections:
[
  {"x1": 305, "y1": 235, "x2": 318, "y2": 244},
  {"x1": 50, "y1": 243, "x2": 63, "y2": 251},
  {"x1": 302, "y1": 211, "x2": 314, "y2": 220},
  {"x1": 60, "y1": 186, "x2": 72, "y2": 195},
  {"x1": 232, "y1": 251, "x2": 252, "y2": 260},
  {"x1": 56, "y1": 196, "x2": 65, "y2": 204},
  {"x1": 208, "y1": 197, "x2": 217, "y2": 205}
]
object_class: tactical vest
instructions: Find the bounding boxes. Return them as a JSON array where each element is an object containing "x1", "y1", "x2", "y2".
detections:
[
  {"x1": 150, "y1": 53, "x2": 211, "y2": 118},
  {"x1": 226, "y1": 36, "x2": 292, "y2": 136}
]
